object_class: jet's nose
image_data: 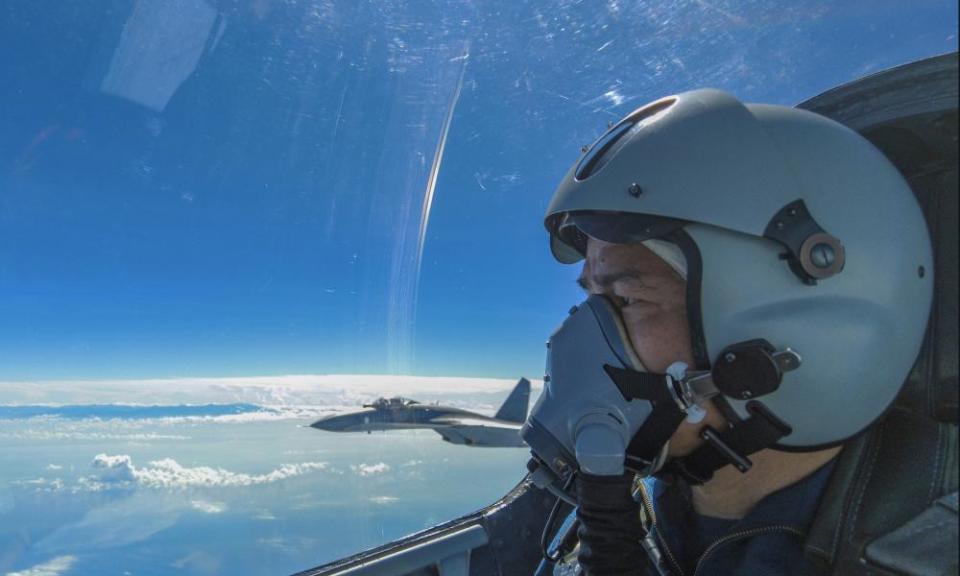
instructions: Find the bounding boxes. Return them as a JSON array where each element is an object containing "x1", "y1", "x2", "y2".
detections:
[{"x1": 310, "y1": 414, "x2": 341, "y2": 431}]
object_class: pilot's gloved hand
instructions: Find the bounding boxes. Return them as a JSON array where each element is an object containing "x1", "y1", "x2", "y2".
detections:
[{"x1": 575, "y1": 471, "x2": 645, "y2": 576}]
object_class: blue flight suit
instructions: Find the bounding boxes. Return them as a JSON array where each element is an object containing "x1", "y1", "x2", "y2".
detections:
[{"x1": 643, "y1": 460, "x2": 836, "y2": 576}]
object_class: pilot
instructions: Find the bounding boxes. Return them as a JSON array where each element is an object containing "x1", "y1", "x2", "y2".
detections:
[{"x1": 530, "y1": 89, "x2": 933, "y2": 575}]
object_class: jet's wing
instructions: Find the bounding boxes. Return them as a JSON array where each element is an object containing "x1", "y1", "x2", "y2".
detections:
[{"x1": 428, "y1": 416, "x2": 526, "y2": 447}]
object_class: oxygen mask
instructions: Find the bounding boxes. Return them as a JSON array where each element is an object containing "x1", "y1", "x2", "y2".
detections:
[
  {"x1": 524, "y1": 294, "x2": 730, "y2": 575},
  {"x1": 521, "y1": 294, "x2": 722, "y2": 497}
]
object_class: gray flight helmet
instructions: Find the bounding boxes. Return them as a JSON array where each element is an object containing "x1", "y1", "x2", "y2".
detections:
[{"x1": 546, "y1": 89, "x2": 933, "y2": 449}]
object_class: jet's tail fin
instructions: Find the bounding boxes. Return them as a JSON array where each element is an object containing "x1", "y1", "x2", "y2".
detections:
[{"x1": 494, "y1": 378, "x2": 530, "y2": 423}]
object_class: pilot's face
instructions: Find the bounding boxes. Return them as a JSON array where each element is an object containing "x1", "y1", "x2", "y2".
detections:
[{"x1": 579, "y1": 238, "x2": 726, "y2": 458}]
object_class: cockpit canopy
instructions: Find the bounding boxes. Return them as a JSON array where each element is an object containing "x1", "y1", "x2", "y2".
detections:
[{"x1": 362, "y1": 397, "x2": 420, "y2": 409}]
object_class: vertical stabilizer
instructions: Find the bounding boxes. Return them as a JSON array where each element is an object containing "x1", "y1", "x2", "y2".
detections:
[{"x1": 493, "y1": 378, "x2": 531, "y2": 423}]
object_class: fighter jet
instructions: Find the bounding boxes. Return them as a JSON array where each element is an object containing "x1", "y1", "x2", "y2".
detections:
[{"x1": 309, "y1": 378, "x2": 531, "y2": 447}]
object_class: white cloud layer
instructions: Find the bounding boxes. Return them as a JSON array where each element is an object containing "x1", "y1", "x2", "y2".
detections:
[
  {"x1": 190, "y1": 499, "x2": 226, "y2": 514},
  {"x1": 351, "y1": 462, "x2": 391, "y2": 477},
  {"x1": 85, "y1": 454, "x2": 328, "y2": 490},
  {"x1": 0, "y1": 374, "x2": 540, "y2": 410},
  {"x1": 0, "y1": 430, "x2": 190, "y2": 442},
  {"x1": 6, "y1": 555, "x2": 77, "y2": 576},
  {"x1": 14, "y1": 477, "x2": 64, "y2": 492}
]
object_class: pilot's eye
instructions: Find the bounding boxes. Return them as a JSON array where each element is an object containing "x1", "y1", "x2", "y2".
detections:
[{"x1": 612, "y1": 295, "x2": 638, "y2": 308}]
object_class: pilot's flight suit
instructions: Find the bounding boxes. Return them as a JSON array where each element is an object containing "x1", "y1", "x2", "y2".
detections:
[{"x1": 641, "y1": 459, "x2": 836, "y2": 576}]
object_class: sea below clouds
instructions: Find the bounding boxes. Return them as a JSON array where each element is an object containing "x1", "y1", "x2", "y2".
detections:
[{"x1": 0, "y1": 376, "x2": 537, "y2": 575}]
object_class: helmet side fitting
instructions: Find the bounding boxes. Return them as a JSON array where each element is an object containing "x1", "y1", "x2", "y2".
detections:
[{"x1": 547, "y1": 89, "x2": 934, "y2": 450}]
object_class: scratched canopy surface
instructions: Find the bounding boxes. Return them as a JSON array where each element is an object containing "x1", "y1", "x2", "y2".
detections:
[
  {"x1": 1, "y1": 1, "x2": 954, "y2": 381},
  {"x1": 0, "y1": 1, "x2": 957, "y2": 575}
]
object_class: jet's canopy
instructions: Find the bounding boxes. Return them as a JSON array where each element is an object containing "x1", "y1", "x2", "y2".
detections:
[{"x1": 362, "y1": 397, "x2": 420, "y2": 409}]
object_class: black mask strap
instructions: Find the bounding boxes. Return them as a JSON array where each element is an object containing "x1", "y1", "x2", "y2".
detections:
[
  {"x1": 663, "y1": 401, "x2": 792, "y2": 485},
  {"x1": 603, "y1": 364, "x2": 688, "y2": 473},
  {"x1": 603, "y1": 365, "x2": 676, "y2": 404}
]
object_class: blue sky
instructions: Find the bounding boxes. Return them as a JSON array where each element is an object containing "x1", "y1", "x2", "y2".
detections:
[{"x1": 0, "y1": 0, "x2": 956, "y2": 381}]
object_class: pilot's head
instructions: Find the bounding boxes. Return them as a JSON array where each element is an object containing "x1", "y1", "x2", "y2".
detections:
[{"x1": 527, "y1": 89, "x2": 933, "y2": 484}]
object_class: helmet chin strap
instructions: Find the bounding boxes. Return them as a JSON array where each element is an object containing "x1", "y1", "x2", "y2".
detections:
[
  {"x1": 603, "y1": 360, "x2": 794, "y2": 485},
  {"x1": 659, "y1": 401, "x2": 794, "y2": 485}
]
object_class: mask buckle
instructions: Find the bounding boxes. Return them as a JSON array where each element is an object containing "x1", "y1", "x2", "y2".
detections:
[{"x1": 665, "y1": 361, "x2": 717, "y2": 415}]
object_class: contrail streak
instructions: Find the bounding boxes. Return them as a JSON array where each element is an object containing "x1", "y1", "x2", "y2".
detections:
[{"x1": 414, "y1": 43, "x2": 469, "y2": 292}]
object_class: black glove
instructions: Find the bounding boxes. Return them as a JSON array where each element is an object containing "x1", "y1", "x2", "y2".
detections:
[{"x1": 575, "y1": 471, "x2": 647, "y2": 576}]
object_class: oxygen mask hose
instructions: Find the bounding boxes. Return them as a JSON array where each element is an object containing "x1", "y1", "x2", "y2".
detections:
[
  {"x1": 522, "y1": 296, "x2": 680, "y2": 574},
  {"x1": 575, "y1": 472, "x2": 646, "y2": 576}
]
